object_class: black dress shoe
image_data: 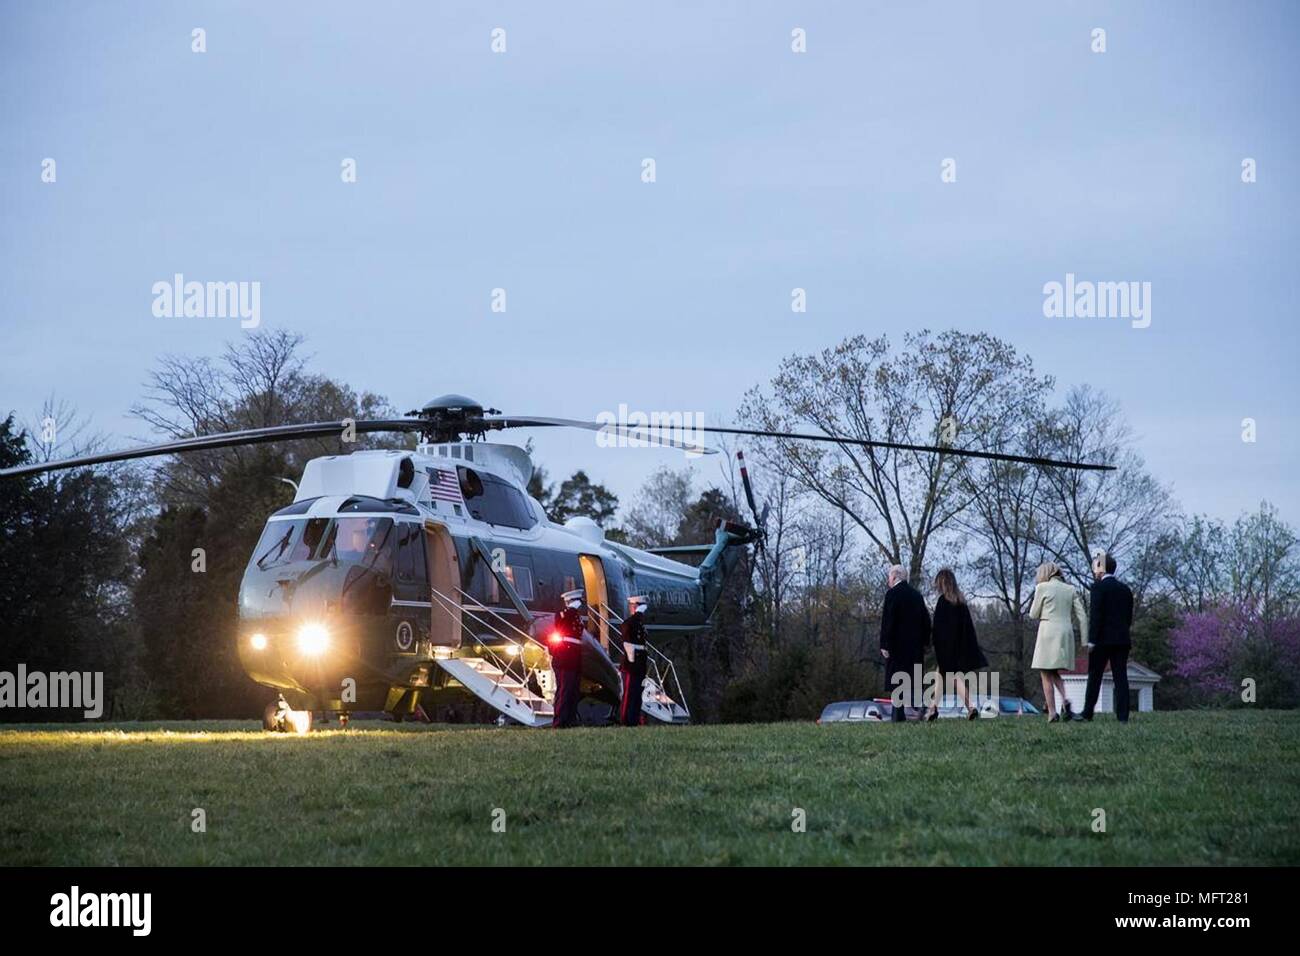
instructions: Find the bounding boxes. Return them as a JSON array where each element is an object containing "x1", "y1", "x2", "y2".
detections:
[{"x1": 1062, "y1": 700, "x2": 1076, "y2": 720}]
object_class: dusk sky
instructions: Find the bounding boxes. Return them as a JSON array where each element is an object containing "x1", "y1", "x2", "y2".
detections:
[{"x1": 2, "y1": 1, "x2": 1296, "y2": 525}]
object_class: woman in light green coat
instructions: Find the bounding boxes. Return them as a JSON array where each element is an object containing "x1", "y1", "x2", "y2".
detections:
[{"x1": 1029, "y1": 562, "x2": 1089, "y2": 722}]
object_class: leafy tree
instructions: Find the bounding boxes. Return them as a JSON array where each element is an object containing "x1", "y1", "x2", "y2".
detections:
[
  {"x1": 524, "y1": 450, "x2": 619, "y2": 528},
  {"x1": 1159, "y1": 503, "x2": 1299, "y2": 620},
  {"x1": 0, "y1": 414, "x2": 138, "y2": 721},
  {"x1": 1227, "y1": 503, "x2": 1299, "y2": 621},
  {"x1": 1171, "y1": 605, "x2": 1300, "y2": 708},
  {"x1": 547, "y1": 470, "x2": 619, "y2": 526}
]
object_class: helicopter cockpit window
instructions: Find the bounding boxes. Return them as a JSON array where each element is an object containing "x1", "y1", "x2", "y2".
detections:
[
  {"x1": 456, "y1": 466, "x2": 536, "y2": 530},
  {"x1": 251, "y1": 517, "x2": 329, "y2": 569},
  {"x1": 253, "y1": 521, "x2": 297, "y2": 569},
  {"x1": 321, "y1": 517, "x2": 395, "y2": 570},
  {"x1": 289, "y1": 519, "x2": 331, "y2": 562}
]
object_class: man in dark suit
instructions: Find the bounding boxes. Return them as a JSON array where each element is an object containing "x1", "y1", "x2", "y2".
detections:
[
  {"x1": 880, "y1": 564, "x2": 931, "y2": 722},
  {"x1": 1081, "y1": 551, "x2": 1135, "y2": 722}
]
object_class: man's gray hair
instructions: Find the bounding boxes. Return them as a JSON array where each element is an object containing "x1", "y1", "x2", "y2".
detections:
[{"x1": 889, "y1": 564, "x2": 908, "y2": 582}]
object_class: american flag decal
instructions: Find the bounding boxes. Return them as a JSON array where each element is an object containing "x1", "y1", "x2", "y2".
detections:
[{"x1": 428, "y1": 467, "x2": 463, "y2": 504}]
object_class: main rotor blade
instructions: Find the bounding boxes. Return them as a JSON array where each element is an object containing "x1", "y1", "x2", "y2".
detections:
[
  {"x1": 0, "y1": 419, "x2": 426, "y2": 479},
  {"x1": 484, "y1": 416, "x2": 720, "y2": 456},
  {"x1": 690, "y1": 424, "x2": 1115, "y2": 471},
  {"x1": 496, "y1": 418, "x2": 1112, "y2": 471}
]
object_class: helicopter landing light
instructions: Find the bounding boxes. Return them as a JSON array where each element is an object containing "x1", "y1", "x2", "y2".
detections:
[
  {"x1": 285, "y1": 710, "x2": 312, "y2": 735},
  {"x1": 296, "y1": 623, "x2": 330, "y2": 657},
  {"x1": 249, "y1": 633, "x2": 268, "y2": 652}
]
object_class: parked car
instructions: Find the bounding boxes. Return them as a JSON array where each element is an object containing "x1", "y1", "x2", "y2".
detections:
[
  {"x1": 818, "y1": 695, "x2": 1042, "y2": 723},
  {"x1": 933, "y1": 695, "x2": 1042, "y2": 717},
  {"x1": 817, "y1": 698, "x2": 936, "y2": 722},
  {"x1": 817, "y1": 699, "x2": 890, "y2": 723},
  {"x1": 990, "y1": 696, "x2": 1041, "y2": 716}
]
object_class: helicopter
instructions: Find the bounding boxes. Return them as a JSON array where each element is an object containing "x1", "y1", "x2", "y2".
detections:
[{"x1": 0, "y1": 393, "x2": 1113, "y2": 731}]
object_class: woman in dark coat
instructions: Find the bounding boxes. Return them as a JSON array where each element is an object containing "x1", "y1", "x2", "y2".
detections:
[{"x1": 926, "y1": 568, "x2": 988, "y2": 721}]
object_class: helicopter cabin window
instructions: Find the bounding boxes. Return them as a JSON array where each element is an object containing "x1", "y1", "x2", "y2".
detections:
[
  {"x1": 504, "y1": 564, "x2": 534, "y2": 601},
  {"x1": 482, "y1": 562, "x2": 535, "y2": 604},
  {"x1": 456, "y1": 466, "x2": 535, "y2": 530},
  {"x1": 394, "y1": 522, "x2": 428, "y2": 596}
]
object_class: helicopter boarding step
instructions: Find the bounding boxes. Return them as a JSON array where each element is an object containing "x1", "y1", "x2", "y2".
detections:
[
  {"x1": 586, "y1": 603, "x2": 691, "y2": 724},
  {"x1": 639, "y1": 677, "x2": 689, "y2": 724},
  {"x1": 436, "y1": 656, "x2": 554, "y2": 727}
]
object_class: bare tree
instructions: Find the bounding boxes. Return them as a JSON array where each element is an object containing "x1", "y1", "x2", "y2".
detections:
[
  {"x1": 953, "y1": 381, "x2": 1058, "y2": 695},
  {"x1": 738, "y1": 330, "x2": 1050, "y2": 584},
  {"x1": 622, "y1": 465, "x2": 695, "y2": 549},
  {"x1": 1034, "y1": 386, "x2": 1172, "y2": 591},
  {"x1": 131, "y1": 330, "x2": 404, "y2": 507},
  {"x1": 23, "y1": 394, "x2": 104, "y2": 466},
  {"x1": 710, "y1": 432, "x2": 812, "y2": 650}
]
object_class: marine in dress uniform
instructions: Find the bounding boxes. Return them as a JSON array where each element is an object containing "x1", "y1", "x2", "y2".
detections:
[
  {"x1": 619, "y1": 596, "x2": 650, "y2": 727},
  {"x1": 549, "y1": 589, "x2": 586, "y2": 728}
]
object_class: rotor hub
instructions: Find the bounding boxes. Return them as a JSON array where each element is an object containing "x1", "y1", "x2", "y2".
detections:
[{"x1": 414, "y1": 394, "x2": 498, "y2": 443}]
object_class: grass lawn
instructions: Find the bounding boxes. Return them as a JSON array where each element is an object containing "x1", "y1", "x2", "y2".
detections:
[{"x1": 2, "y1": 711, "x2": 1297, "y2": 866}]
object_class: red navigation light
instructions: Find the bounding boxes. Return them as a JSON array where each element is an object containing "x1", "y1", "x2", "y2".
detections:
[{"x1": 548, "y1": 631, "x2": 563, "y2": 645}]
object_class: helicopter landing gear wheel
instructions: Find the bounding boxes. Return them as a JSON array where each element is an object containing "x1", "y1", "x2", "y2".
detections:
[{"x1": 263, "y1": 700, "x2": 282, "y2": 732}]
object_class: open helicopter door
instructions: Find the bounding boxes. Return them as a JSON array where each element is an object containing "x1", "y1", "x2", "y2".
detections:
[
  {"x1": 424, "y1": 520, "x2": 461, "y2": 648},
  {"x1": 578, "y1": 554, "x2": 609, "y2": 649}
]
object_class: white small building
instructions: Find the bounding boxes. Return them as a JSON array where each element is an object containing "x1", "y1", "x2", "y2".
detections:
[{"x1": 1061, "y1": 655, "x2": 1160, "y2": 713}]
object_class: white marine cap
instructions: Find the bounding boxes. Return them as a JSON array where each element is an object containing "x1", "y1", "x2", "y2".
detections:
[
  {"x1": 561, "y1": 588, "x2": 585, "y2": 603},
  {"x1": 628, "y1": 594, "x2": 648, "y2": 609}
]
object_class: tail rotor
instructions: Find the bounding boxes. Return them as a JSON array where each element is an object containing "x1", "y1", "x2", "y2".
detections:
[{"x1": 736, "y1": 450, "x2": 769, "y2": 553}]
